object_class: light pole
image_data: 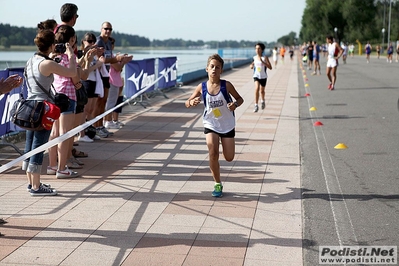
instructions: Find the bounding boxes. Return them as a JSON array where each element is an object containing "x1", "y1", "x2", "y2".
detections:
[
  {"x1": 334, "y1": 27, "x2": 338, "y2": 44},
  {"x1": 382, "y1": 28, "x2": 385, "y2": 53},
  {"x1": 388, "y1": 0, "x2": 392, "y2": 47}
]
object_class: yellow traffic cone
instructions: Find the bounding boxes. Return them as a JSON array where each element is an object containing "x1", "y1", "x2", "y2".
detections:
[{"x1": 334, "y1": 143, "x2": 348, "y2": 149}]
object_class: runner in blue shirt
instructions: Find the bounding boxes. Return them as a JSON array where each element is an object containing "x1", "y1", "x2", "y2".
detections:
[{"x1": 387, "y1": 42, "x2": 393, "y2": 63}]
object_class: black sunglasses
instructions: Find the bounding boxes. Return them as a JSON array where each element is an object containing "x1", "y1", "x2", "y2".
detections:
[
  {"x1": 103, "y1": 28, "x2": 112, "y2": 31},
  {"x1": 86, "y1": 39, "x2": 95, "y2": 44}
]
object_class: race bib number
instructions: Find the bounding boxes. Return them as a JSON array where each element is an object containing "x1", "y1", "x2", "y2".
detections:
[{"x1": 212, "y1": 108, "x2": 222, "y2": 118}]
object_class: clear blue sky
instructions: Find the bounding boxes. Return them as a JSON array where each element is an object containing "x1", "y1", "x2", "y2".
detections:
[{"x1": 0, "y1": 0, "x2": 305, "y2": 42}]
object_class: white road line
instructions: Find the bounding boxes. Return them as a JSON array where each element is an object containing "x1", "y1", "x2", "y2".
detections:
[{"x1": 304, "y1": 77, "x2": 358, "y2": 247}]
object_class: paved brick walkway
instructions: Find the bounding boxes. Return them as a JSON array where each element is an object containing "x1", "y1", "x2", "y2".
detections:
[{"x1": 0, "y1": 58, "x2": 302, "y2": 266}]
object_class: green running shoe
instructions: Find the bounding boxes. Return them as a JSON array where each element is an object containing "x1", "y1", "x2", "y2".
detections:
[{"x1": 212, "y1": 183, "x2": 223, "y2": 197}]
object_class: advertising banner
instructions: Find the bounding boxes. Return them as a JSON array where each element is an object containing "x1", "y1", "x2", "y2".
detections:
[
  {"x1": 158, "y1": 57, "x2": 177, "y2": 89},
  {"x1": 124, "y1": 59, "x2": 155, "y2": 98},
  {"x1": 0, "y1": 68, "x2": 25, "y2": 136}
]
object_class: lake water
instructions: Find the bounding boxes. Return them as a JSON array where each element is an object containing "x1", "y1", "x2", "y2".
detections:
[{"x1": 0, "y1": 48, "x2": 255, "y2": 74}]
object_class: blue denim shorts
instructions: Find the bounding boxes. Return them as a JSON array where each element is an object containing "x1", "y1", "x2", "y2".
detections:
[{"x1": 62, "y1": 99, "x2": 76, "y2": 114}]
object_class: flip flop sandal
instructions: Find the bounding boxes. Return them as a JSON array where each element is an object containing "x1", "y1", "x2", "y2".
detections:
[{"x1": 72, "y1": 148, "x2": 88, "y2": 158}]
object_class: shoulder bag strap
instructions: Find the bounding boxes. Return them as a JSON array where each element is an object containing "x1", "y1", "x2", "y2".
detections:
[{"x1": 28, "y1": 58, "x2": 55, "y2": 101}]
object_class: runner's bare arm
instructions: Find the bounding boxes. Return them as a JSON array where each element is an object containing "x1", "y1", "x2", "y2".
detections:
[
  {"x1": 336, "y1": 43, "x2": 344, "y2": 59},
  {"x1": 226, "y1": 81, "x2": 243, "y2": 111},
  {"x1": 185, "y1": 84, "x2": 202, "y2": 108},
  {"x1": 263, "y1": 56, "x2": 272, "y2": 70}
]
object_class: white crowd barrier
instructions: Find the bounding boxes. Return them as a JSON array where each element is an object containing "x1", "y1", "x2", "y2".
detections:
[{"x1": 0, "y1": 61, "x2": 176, "y2": 174}]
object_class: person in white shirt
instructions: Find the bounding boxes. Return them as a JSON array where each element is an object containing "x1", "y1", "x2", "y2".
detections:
[
  {"x1": 326, "y1": 36, "x2": 344, "y2": 90},
  {"x1": 250, "y1": 43, "x2": 272, "y2": 112},
  {"x1": 272, "y1": 47, "x2": 278, "y2": 69},
  {"x1": 185, "y1": 54, "x2": 244, "y2": 198}
]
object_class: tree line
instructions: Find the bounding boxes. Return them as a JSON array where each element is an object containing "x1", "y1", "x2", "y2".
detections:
[
  {"x1": 299, "y1": 0, "x2": 399, "y2": 46},
  {"x1": 0, "y1": 23, "x2": 268, "y2": 49}
]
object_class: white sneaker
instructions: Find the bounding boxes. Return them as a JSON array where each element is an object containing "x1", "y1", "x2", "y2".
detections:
[
  {"x1": 46, "y1": 166, "x2": 57, "y2": 175},
  {"x1": 56, "y1": 167, "x2": 79, "y2": 179},
  {"x1": 96, "y1": 126, "x2": 114, "y2": 138},
  {"x1": 67, "y1": 158, "x2": 83, "y2": 169},
  {"x1": 78, "y1": 135, "x2": 94, "y2": 143},
  {"x1": 96, "y1": 127, "x2": 108, "y2": 138},
  {"x1": 70, "y1": 157, "x2": 84, "y2": 166},
  {"x1": 93, "y1": 135, "x2": 101, "y2": 140},
  {"x1": 113, "y1": 120, "x2": 124, "y2": 127},
  {"x1": 104, "y1": 121, "x2": 120, "y2": 129},
  {"x1": 100, "y1": 126, "x2": 114, "y2": 136}
]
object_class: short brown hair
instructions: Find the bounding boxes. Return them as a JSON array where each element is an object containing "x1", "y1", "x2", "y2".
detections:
[
  {"x1": 207, "y1": 54, "x2": 224, "y2": 68},
  {"x1": 37, "y1": 19, "x2": 57, "y2": 32},
  {"x1": 60, "y1": 3, "x2": 78, "y2": 23},
  {"x1": 34, "y1": 30, "x2": 55, "y2": 52},
  {"x1": 55, "y1": 25, "x2": 75, "y2": 44}
]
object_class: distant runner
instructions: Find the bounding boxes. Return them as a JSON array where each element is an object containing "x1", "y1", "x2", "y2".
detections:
[
  {"x1": 307, "y1": 41, "x2": 314, "y2": 70},
  {"x1": 387, "y1": 42, "x2": 393, "y2": 63},
  {"x1": 326, "y1": 36, "x2": 343, "y2": 91},
  {"x1": 311, "y1": 41, "x2": 321, "y2": 75},
  {"x1": 376, "y1": 44, "x2": 381, "y2": 59},
  {"x1": 365, "y1": 41, "x2": 372, "y2": 63},
  {"x1": 280, "y1": 46, "x2": 286, "y2": 64},
  {"x1": 396, "y1": 41, "x2": 399, "y2": 62},
  {"x1": 341, "y1": 42, "x2": 348, "y2": 64},
  {"x1": 349, "y1": 43, "x2": 355, "y2": 57},
  {"x1": 250, "y1": 43, "x2": 272, "y2": 112}
]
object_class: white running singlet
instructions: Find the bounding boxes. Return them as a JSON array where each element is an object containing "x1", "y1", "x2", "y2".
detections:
[
  {"x1": 202, "y1": 80, "x2": 235, "y2": 134},
  {"x1": 252, "y1": 56, "x2": 268, "y2": 79},
  {"x1": 327, "y1": 43, "x2": 338, "y2": 68}
]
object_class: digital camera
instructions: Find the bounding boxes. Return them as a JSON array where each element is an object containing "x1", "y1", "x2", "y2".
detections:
[
  {"x1": 77, "y1": 50, "x2": 84, "y2": 59},
  {"x1": 54, "y1": 43, "x2": 66, "y2": 54}
]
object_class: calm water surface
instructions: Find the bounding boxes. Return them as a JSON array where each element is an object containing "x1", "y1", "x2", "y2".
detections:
[{"x1": 0, "y1": 48, "x2": 253, "y2": 73}]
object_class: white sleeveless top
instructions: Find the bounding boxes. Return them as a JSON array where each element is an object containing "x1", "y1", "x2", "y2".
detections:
[
  {"x1": 202, "y1": 80, "x2": 235, "y2": 134},
  {"x1": 252, "y1": 56, "x2": 268, "y2": 79},
  {"x1": 328, "y1": 43, "x2": 337, "y2": 59}
]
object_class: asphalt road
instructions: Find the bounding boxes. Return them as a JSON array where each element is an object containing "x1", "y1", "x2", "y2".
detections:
[{"x1": 298, "y1": 55, "x2": 399, "y2": 265}]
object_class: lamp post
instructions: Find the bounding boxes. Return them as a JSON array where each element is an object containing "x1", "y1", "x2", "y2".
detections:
[
  {"x1": 388, "y1": 0, "x2": 392, "y2": 47},
  {"x1": 334, "y1": 27, "x2": 338, "y2": 44},
  {"x1": 382, "y1": 28, "x2": 385, "y2": 53}
]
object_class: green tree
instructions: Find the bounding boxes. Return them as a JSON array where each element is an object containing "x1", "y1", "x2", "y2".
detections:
[
  {"x1": 342, "y1": 0, "x2": 376, "y2": 42},
  {"x1": 0, "y1": 36, "x2": 10, "y2": 48},
  {"x1": 277, "y1": 31, "x2": 297, "y2": 46},
  {"x1": 121, "y1": 38, "x2": 130, "y2": 47},
  {"x1": 0, "y1": 23, "x2": 269, "y2": 49},
  {"x1": 299, "y1": 0, "x2": 399, "y2": 46}
]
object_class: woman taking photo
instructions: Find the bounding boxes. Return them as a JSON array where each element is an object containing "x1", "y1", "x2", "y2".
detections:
[
  {"x1": 23, "y1": 29, "x2": 77, "y2": 196},
  {"x1": 47, "y1": 25, "x2": 80, "y2": 179}
]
